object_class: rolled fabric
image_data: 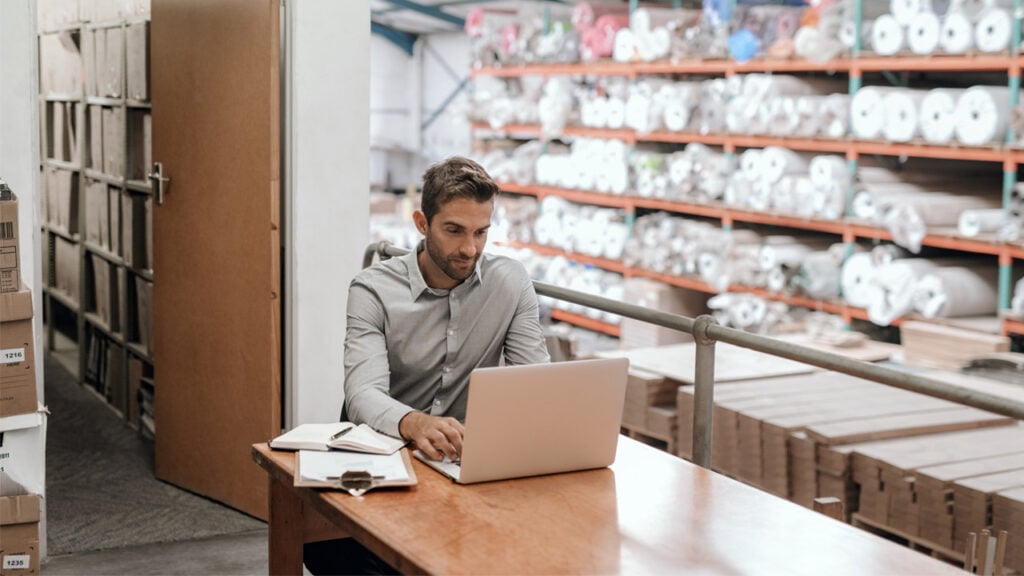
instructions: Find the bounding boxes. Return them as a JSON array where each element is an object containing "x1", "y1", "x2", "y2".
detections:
[
  {"x1": 891, "y1": 0, "x2": 928, "y2": 26},
  {"x1": 954, "y1": 85, "x2": 1013, "y2": 146},
  {"x1": 840, "y1": 19, "x2": 873, "y2": 49},
  {"x1": 823, "y1": 93, "x2": 851, "y2": 138},
  {"x1": 940, "y1": 11, "x2": 974, "y2": 53},
  {"x1": 739, "y1": 148, "x2": 763, "y2": 178},
  {"x1": 793, "y1": 177, "x2": 818, "y2": 217},
  {"x1": 814, "y1": 180, "x2": 848, "y2": 220},
  {"x1": 580, "y1": 15, "x2": 630, "y2": 61},
  {"x1": 773, "y1": 176, "x2": 799, "y2": 214},
  {"x1": 606, "y1": 97, "x2": 627, "y2": 129},
  {"x1": 974, "y1": 7, "x2": 1012, "y2": 52},
  {"x1": 841, "y1": 252, "x2": 880, "y2": 308},
  {"x1": 882, "y1": 89, "x2": 928, "y2": 142},
  {"x1": 867, "y1": 257, "x2": 944, "y2": 325},
  {"x1": 919, "y1": 88, "x2": 964, "y2": 143},
  {"x1": 958, "y1": 208, "x2": 1006, "y2": 236},
  {"x1": 1012, "y1": 276, "x2": 1024, "y2": 316},
  {"x1": 908, "y1": 12, "x2": 942, "y2": 54},
  {"x1": 613, "y1": 28, "x2": 637, "y2": 62},
  {"x1": 911, "y1": 265, "x2": 999, "y2": 318},
  {"x1": 871, "y1": 14, "x2": 906, "y2": 55},
  {"x1": 810, "y1": 155, "x2": 849, "y2": 189},
  {"x1": 759, "y1": 146, "x2": 810, "y2": 184},
  {"x1": 572, "y1": 2, "x2": 629, "y2": 32},
  {"x1": 851, "y1": 86, "x2": 897, "y2": 139},
  {"x1": 795, "y1": 250, "x2": 842, "y2": 300}
]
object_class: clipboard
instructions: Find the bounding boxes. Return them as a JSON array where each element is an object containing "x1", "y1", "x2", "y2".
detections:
[{"x1": 294, "y1": 448, "x2": 418, "y2": 493}]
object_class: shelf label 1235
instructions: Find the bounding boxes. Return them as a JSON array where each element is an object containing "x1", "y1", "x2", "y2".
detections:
[
  {"x1": 1, "y1": 347, "x2": 26, "y2": 364},
  {"x1": 3, "y1": 555, "x2": 31, "y2": 570}
]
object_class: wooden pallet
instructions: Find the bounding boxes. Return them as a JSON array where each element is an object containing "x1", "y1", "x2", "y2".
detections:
[{"x1": 852, "y1": 512, "x2": 965, "y2": 567}]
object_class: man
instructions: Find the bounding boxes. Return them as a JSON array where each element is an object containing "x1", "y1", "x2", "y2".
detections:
[{"x1": 305, "y1": 156, "x2": 550, "y2": 575}]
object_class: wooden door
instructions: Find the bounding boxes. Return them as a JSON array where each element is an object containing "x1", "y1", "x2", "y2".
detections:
[{"x1": 151, "y1": 0, "x2": 281, "y2": 518}]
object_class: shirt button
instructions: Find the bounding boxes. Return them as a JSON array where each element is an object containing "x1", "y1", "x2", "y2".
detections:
[
  {"x1": 434, "y1": 400, "x2": 441, "y2": 406},
  {"x1": 447, "y1": 329, "x2": 454, "y2": 336},
  {"x1": 443, "y1": 366, "x2": 451, "y2": 374}
]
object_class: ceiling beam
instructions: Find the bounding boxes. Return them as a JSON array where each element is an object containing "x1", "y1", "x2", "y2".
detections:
[
  {"x1": 378, "y1": 0, "x2": 465, "y2": 28},
  {"x1": 371, "y1": 21, "x2": 418, "y2": 56}
]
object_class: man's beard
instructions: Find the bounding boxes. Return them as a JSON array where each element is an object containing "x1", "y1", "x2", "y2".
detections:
[{"x1": 425, "y1": 235, "x2": 478, "y2": 282}]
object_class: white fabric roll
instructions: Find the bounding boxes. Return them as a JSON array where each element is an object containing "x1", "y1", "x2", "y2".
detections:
[
  {"x1": 911, "y1": 265, "x2": 998, "y2": 318},
  {"x1": 954, "y1": 85, "x2": 1012, "y2": 145},
  {"x1": 841, "y1": 19, "x2": 872, "y2": 49},
  {"x1": 663, "y1": 100, "x2": 691, "y2": 132},
  {"x1": 871, "y1": 14, "x2": 906, "y2": 55},
  {"x1": 949, "y1": 0, "x2": 988, "y2": 20},
  {"x1": 798, "y1": 250, "x2": 842, "y2": 300},
  {"x1": 908, "y1": 12, "x2": 942, "y2": 55},
  {"x1": 940, "y1": 11, "x2": 974, "y2": 53},
  {"x1": 892, "y1": 0, "x2": 927, "y2": 26},
  {"x1": 1012, "y1": 276, "x2": 1024, "y2": 317},
  {"x1": 841, "y1": 252, "x2": 880, "y2": 308},
  {"x1": 613, "y1": 28, "x2": 637, "y2": 62},
  {"x1": 868, "y1": 258, "x2": 943, "y2": 325},
  {"x1": 760, "y1": 147, "x2": 809, "y2": 184},
  {"x1": 958, "y1": 208, "x2": 1006, "y2": 236},
  {"x1": 919, "y1": 88, "x2": 964, "y2": 144},
  {"x1": 810, "y1": 155, "x2": 849, "y2": 189},
  {"x1": 851, "y1": 86, "x2": 896, "y2": 139},
  {"x1": 739, "y1": 149, "x2": 763, "y2": 178},
  {"x1": 974, "y1": 8, "x2": 1012, "y2": 52},
  {"x1": 883, "y1": 89, "x2": 928, "y2": 142},
  {"x1": 773, "y1": 177, "x2": 798, "y2": 214},
  {"x1": 793, "y1": 177, "x2": 818, "y2": 217},
  {"x1": 606, "y1": 97, "x2": 626, "y2": 129}
]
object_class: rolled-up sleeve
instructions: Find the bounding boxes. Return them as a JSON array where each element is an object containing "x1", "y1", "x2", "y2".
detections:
[
  {"x1": 502, "y1": 271, "x2": 551, "y2": 366},
  {"x1": 343, "y1": 279, "x2": 413, "y2": 438}
]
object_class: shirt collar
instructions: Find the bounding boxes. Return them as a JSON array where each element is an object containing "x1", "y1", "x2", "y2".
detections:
[{"x1": 404, "y1": 241, "x2": 483, "y2": 298}]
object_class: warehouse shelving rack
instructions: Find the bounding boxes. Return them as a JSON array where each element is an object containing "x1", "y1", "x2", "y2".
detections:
[
  {"x1": 471, "y1": 35, "x2": 1024, "y2": 336},
  {"x1": 37, "y1": 6, "x2": 154, "y2": 431}
]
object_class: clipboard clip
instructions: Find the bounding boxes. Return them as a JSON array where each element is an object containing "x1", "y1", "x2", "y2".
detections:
[{"x1": 331, "y1": 470, "x2": 386, "y2": 497}]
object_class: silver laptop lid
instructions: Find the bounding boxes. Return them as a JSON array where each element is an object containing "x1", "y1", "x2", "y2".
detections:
[{"x1": 457, "y1": 357, "x2": 630, "y2": 484}]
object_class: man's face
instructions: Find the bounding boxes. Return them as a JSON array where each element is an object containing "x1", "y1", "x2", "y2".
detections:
[{"x1": 416, "y1": 197, "x2": 494, "y2": 286}]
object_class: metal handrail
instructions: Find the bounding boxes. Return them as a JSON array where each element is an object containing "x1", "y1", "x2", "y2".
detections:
[{"x1": 363, "y1": 241, "x2": 1024, "y2": 469}]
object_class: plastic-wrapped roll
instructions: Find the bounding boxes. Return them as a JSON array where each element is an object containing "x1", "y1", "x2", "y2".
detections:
[
  {"x1": 606, "y1": 97, "x2": 626, "y2": 129},
  {"x1": 664, "y1": 100, "x2": 693, "y2": 132},
  {"x1": 773, "y1": 176, "x2": 798, "y2": 214},
  {"x1": 868, "y1": 258, "x2": 944, "y2": 325},
  {"x1": 891, "y1": 0, "x2": 927, "y2": 26},
  {"x1": 613, "y1": 27, "x2": 637, "y2": 62},
  {"x1": 823, "y1": 93, "x2": 851, "y2": 138},
  {"x1": 919, "y1": 88, "x2": 964, "y2": 143},
  {"x1": 841, "y1": 19, "x2": 872, "y2": 49},
  {"x1": 739, "y1": 149, "x2": 763, "y2": 178},
  {"x1": 810, "y1": 155, "x2": 849, "y2": 189},
  {"x1": 1012, "y1": 276, "x2": 1024, "y2": 316},
  {"x1": 882, "y1": 89, "x2": 928, "y2": 142},
  {"x1": 908, "y1": 12, "x2": 941, "y2": 55},
  {"x1": 841, "y1": 252, "x2": 880, "y2": 308},
  {"x1": 760, "y1": 146, "x2": 809, "y2": 183},
  {"x1": 883, "y1": 192, "x2": 1000, "y2": 251},
  {"x1": 580, "y1": 15, "x2": 631, "y2": 61},
  {"x1": 795, "y1": 250, "x2": 842, "y2": 300},
  {"x1": 940, "y1": 11, "x2": 974, "y2": 53},
  {"x1": 974, "y1": 8, "x2": 1012, "y2": 52},
  {"x1": 871, "y1": 14, "x2": 906, "y2": 55},
  {"x1": 954, "y1": 85, "x2": 1012, "y2": 146},
  {"x1": 911, "y1": 265, "x2": 998, "y2": 318},
  {"x1": 572, "y1": 2, "x2": 629, "y2": 32},
  {"x1": 815, "y1": 180, "x2": 848, "y2": 220},
  {"x1": 793, "y1": 177, "x2": 817, "y2": 217},
  {"x1": 851, "y1": 86, "x2": 895, "y2": 139},
  {"x1": 747, "y1": 181, "x2": 772, "y2": 211},
  {"x1": 957, "y1": 208, "x2": 1006, "y2": 236}
]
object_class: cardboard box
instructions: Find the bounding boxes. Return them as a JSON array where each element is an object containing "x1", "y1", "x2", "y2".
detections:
[
  {"x1": 91, "y1": 254, "x2": 111, "y2": 327},
  {"x1": 103, "y1": 27, "x2": 124, "y2": 99},
  {"x1": 84, "y1": 181, "x2": 109, "y2": 249},
  {"x1": 54, "y1": 236, "x2": 79, "y2": 300},
  {"x1": 126, "y1": 23, "x2": 149, "y2": 101},
  {"x1": 127, "y1": 111, "x2": 150, "y2": 181},
  {"x1": 0, "y1": 408, "x2": 47, "y2": 499},
  {"x1": 89, "y1": 105, "x2": 103, "y2": 170},
  {"x1": 135, "y1": 277, "x2": 152, "y2": 355},
  {"x1": 81, "y1": 28, "x2": 97, "y2": 98},
  {"x1": 0, "y1": 490, "x2": 40, "y2": 576},
  {"x1": 93, "y1": 28, "x2": 107, "y2": 99},
  {"x1": 52, "y1": 170, "x2": 78, "y2": 235},
  {"x1": 0, "y1": 289, "x2": 36, "y2": 418},
  {"x1": 0, "y1": 194, "x2": 20, "y2": 294},
  {"x1": 102, "y1": 107, "x2": 125, "y2": 178}
]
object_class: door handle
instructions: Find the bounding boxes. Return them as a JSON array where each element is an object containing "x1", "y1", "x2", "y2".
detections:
[{"x1": 147, "y1": 161, "x2": 170, "y2": 205}]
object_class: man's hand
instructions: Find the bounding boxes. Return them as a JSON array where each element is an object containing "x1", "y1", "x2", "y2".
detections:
[{"x1": 399, "y1": 411, "x2": 465, "y2": 461}]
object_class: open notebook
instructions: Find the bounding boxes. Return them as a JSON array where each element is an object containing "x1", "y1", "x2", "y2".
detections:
[{"x1": 415, "y1": 357, "x2": 629, "y2": 484}]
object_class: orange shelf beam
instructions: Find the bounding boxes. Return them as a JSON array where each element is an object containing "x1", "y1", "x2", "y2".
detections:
[
  {"x1": 1002, "y1": 317, "x2": 1024, "y2": 336},
  {"x1": 470, "y1": 62, "x2": 635, "y2": 78},
  {"x1": 851, "y1": 54, "x2": 1014, "y2": 73},
  {"x1": 499, "y1": 241, "x2": 628, "y2": 273},
  {"x1": 550, "y1": 309, "x2": 622, "y2": 337}
]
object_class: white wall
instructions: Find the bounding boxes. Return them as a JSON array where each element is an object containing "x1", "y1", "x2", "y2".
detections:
[{"x1": 285, "y1": 0, "x2": 370, "y2": 426}]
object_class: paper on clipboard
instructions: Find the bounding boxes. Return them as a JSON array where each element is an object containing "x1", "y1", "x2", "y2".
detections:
[{"x1": 295, "y1": 448, "x2": 417, "y2": 491}]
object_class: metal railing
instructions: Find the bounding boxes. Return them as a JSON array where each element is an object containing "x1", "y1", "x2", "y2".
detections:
[{"x1": 363, "y1": 241, "x2": 1024, "y2": 469}]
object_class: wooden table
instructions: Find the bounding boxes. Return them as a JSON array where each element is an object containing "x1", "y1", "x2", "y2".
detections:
[{"x1": 252, "y1": 437, "x2": 964, "y2": 575}]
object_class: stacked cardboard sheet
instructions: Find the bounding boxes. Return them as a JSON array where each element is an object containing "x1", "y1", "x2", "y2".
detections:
[{"x1": 992, "y1": 487, "x2": 1024, "y2": 573}]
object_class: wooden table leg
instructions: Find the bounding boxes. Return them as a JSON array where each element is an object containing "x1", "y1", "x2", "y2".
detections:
[{"x1": 269, "y1": 475, "x2": 305, "y2": 576}]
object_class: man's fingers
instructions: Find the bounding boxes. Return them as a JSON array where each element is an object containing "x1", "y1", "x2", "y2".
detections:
[{"x1": 417, "y1": 437, "x2": 443, "y2": 461}]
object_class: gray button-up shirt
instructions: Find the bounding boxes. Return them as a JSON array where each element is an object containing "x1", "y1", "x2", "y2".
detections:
[{"x1": 343, "y1": 244, "x2": 550, "y2": 438}]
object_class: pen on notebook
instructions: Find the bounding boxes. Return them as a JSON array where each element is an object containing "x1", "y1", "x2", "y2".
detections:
[{"x1": 330, "y1": 426, "x2": 354, "y2": 441}]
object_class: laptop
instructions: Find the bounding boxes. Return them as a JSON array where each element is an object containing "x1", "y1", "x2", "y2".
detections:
[{"x1": 415, "y1": 357, "x2": 630, "y2": 484}]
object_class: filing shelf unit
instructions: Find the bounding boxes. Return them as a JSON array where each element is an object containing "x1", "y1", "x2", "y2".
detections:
[
  {"x1": 472, "y1": 48, "x2": 1024, "y2": 335},
  {"x1": 37, "y1": 0, "x2": 155, "y2": 434}
]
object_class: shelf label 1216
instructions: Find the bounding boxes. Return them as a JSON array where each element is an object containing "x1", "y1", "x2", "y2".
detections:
[{"x1": 1, "y1": 347, "x2": 25, "y2": 364}]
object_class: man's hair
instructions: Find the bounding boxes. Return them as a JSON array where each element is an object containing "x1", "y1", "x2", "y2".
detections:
[{"x1": 420, "y1": 156, "x2": 499, "y2": 222}]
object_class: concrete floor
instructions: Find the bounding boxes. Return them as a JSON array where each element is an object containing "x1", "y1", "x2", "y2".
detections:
[{"x1": 41, "y1": 529, "x2": 271, "y2": 575}]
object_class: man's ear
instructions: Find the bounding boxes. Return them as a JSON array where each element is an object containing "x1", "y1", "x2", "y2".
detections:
[{"x1": 413, "y1": 210, "x2": 428, "y2": 235}]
